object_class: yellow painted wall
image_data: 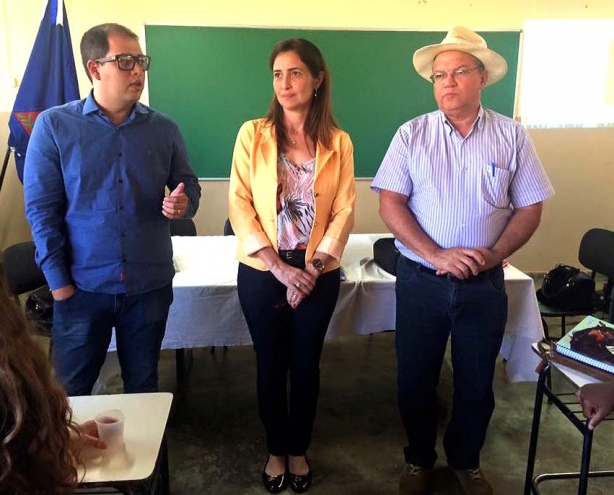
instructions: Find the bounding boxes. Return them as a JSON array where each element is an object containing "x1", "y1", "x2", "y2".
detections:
[{"x1": 1, "y1": 0, "x2": 614, "y2": 271}]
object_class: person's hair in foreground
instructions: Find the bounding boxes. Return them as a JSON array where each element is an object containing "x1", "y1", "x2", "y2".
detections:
[{"x1": 0, "y1": 265, "x2": 78, "y2": 494}]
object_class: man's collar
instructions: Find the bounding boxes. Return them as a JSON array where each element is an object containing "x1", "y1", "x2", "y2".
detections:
[
  {"x1": 82, "y1": 90, "x2": 149, "y2": 118},
  {"x1": 82, "y1": 91, "x2": 99, "y2": 115},
  {"x1": 439, "y1": 105, "x2": 484, "y2": 133}
]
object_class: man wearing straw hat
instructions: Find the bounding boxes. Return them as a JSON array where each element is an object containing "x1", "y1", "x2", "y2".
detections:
[{"x1": 372, "y1": 27, "x2": 554, "y2": 495}]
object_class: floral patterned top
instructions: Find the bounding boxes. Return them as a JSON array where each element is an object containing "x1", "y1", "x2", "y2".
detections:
[{"x1": 276, "y1": 153, "x2": 315, "y2": 250}]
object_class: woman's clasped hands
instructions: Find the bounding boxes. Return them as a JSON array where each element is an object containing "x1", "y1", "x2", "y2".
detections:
[{"x1": 287, "y1": 266, "x2": 317, "y2": 309}]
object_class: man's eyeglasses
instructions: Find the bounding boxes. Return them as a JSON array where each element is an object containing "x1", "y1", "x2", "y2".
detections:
[
  {"x1": 429, "y1": 66, "x2": 480, "y2": 84},
  {"x1": 94, "y1": 53, "x2": 152, "y2": 71}
]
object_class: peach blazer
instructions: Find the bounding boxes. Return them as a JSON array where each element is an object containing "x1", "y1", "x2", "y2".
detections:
[{"x1": 229, "y1": 118, "x2": 356, "y2": 272}]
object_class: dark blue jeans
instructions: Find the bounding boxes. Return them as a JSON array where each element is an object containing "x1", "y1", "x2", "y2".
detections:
[
  {"x1": 238, "y1": 262, "x2": 340, "y2": 456},
  {"x1": 395, "y1": 256, "x2": 507, "y2": 470},
  {"x1": 52, "y1": 284, "x2": 173, "y2": 396}
]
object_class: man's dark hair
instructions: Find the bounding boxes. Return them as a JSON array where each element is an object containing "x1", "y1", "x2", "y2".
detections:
[
  {"x1": 80, "y1": 23, "x2": 139, "y2": 82},
  {"x1": 470, "y1": 54, "x2": 486, "y2": 72}
]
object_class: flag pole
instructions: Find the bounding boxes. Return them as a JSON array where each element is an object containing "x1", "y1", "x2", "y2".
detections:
[{"x1": 0, "y1": 148, "x2": 12, "y2": 197}]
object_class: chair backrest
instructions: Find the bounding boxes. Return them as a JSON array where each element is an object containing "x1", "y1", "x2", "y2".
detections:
[
  {"x1": 170, "y1": 219, "x2": 197, "y2": 237},
  {"x1": 578, "y1": 228, "x2": 614, "y2": 278},
  {"x1": 223, "y1": 218, "x2": 235, "y2": 236},
  {"x1": 578, "y1": 228, "x2": 614, "y2": 322},
  {"x1": 1, "y1": 241, "x2": 47, "y2": 295}
]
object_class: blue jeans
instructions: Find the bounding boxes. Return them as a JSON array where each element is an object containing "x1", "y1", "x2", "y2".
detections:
[
  {"x1": 52, "y1": 284, "x2": 173, "y2": 396},
  {"x1": 237, "y1": 262, "x2": 340, "y2": 456},
  {"x1": 395, "y1": 256, "x2": 507, "y2": 470}
]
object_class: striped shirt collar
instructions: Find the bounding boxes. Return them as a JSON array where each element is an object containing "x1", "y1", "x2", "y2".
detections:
[{"x1": 439, "y1": 105, "x2": 485, "y2": 137}]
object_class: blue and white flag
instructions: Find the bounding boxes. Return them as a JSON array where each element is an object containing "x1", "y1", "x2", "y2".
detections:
[{"x1": 8, "y1": 0, "x2": 80, "y2": 183}]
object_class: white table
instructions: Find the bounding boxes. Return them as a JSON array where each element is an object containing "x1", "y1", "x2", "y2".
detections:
[
  {"x1": 530, "y1": 343, "x2": 603, "y2": 388},
  {"x1": 107, "y1": 234, "x2": 544, "y2": 382},
  {"x1": 70, "y1": 392, "x2": 172, "y2": 490}
]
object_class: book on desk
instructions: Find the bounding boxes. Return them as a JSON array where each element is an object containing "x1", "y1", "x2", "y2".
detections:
[{"x1": 555, "y1": 315, "x2": 614, "y2": 379}]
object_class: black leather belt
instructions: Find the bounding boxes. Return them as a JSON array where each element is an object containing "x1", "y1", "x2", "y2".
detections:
[
  {"x1": 401, "y1": 256, "x2": 502, "y2": 283},
  {"x1": 278, "y1": 249, "x2": 306, "y2": 261}
]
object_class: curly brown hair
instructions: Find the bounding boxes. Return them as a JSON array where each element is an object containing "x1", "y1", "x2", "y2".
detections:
[{"x1": 0, "y1": 265, "x2": 79, "y2": 494}]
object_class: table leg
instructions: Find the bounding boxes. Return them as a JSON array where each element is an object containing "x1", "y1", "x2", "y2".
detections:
[
  {"x1": 175, "y1": 348, "x2": 185, "y2": 383},
  {"x1": 578, "y1": 427, "x2": 594, "y2": 495},
  {"x1": 161, "y1": 436, "x2": 170, "y2": 495},
  {"x1": 524, "y1": 365, "x2": 548, "y2": 494}
]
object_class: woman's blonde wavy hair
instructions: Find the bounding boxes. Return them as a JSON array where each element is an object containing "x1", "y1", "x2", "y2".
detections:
[{"x1": 0, "y1": 265, "x2": 79, "y2": 494}]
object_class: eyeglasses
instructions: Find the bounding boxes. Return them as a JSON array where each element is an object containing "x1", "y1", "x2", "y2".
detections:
[
  {"x1": 429, "y1": 66, "x2": 480, "y2": 84},
  {"x1": 94, "y1": 53, "x2": 152, "y2": 71}
]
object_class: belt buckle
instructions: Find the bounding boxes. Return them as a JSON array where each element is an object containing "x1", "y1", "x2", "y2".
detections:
[{"x1": 285, "y1": 251, "x2": 294, "y2": 259}]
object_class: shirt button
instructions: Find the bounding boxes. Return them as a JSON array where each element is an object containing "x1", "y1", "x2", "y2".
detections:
[
  {"x1": 121, "y1": 232, "x2": 126, "y2": 238},
  {"x1": 121, "y1": 257, "x2": 126, "y2": 262},
  {"x1": 119, "y1": 205, "x2": 124, "y2": 210},
  {"x1": 118, "y1": 152, "x2": 122, "y2": 157},
  {"x1": 314, "y1": 192, "x2": 320, "y2": 197},
  {"x1": 118, "y1": 179, "x2": 123, "y2": 183}
]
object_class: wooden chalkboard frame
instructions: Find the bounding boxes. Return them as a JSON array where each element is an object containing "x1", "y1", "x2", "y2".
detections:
[{"x1": 145, "y1": 26, "x2": 520, "y2": 179}]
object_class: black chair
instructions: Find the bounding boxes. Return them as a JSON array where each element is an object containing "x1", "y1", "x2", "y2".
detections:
[
  {"x1": 169, "y1": 219, "x2": 197, "y2": 384},
  {"x1": 2, "y1": 241, "x2": 46, "y2": 296},
  {"x1": 170, "y1": 218, "x2": 197, "y2": 237},
  {"x1": 1, "y1": 241, "x2": 52, "y2": 339},
  {"x1": 223, "y1": 218, "x2": 234, "y2": 236},
  {"x1": 538, "y1": 228, "x2": 614, "y2": 339}
]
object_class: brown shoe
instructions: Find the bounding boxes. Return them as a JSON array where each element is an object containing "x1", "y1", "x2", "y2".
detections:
[
  {"x1": 399, "y1": 463, "x2": 431, "y2": 495},
  {"x1": 453, "y1": 468, "x2": 493, "y2": 495}
]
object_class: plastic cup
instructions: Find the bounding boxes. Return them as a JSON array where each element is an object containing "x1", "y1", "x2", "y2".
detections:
[{"x1": 95, "y1": 409, "x2": 125, "y2": 451}]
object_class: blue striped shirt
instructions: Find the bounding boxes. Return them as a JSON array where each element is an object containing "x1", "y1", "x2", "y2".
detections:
[{"x1": 371, "y1": 107, "x2": 554, "y2": 269}]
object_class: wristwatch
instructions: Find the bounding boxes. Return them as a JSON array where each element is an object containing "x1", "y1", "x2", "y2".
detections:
[{"x1": 310, "y1": 258, "x2": 325, "y2": 274}]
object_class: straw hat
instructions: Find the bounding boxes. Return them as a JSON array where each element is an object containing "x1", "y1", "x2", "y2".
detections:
[{"x1": 412, "y1": 26, "x2": 508, "y2": 87}]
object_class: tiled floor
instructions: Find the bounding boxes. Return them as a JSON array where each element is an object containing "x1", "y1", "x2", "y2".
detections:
[
  {"x1": 153, "y1": 321, "x2": 613, "y2": 495},
  {"x1": 62, "y1": 273, "x2": 614, "y2": 494}
]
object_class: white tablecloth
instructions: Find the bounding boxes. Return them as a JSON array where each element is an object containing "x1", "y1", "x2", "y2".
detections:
[{"x1": 109, "y1": 234, "x2": 544, "y2": 382}]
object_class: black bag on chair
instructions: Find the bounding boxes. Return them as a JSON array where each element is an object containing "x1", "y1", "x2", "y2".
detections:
[
  {"x1": 25, "y1": 285, "x2": 54, "y2": 329},
  {"x1": 536, "y1": 264, "x2": 596, "y2": 311},
  {"x1": 373, "y1": 238, "x2": 400, "y2": 276}
]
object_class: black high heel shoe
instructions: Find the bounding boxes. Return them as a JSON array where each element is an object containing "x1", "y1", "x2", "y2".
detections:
[
  {"x1": 262, "y1": 457, "x2": 288, "y2": 493},
  {"x1": 289, "y1": 456, "x2": 312, "y2": 493}
]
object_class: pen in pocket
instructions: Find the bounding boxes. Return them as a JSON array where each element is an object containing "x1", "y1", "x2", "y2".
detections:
[{"x1": 491, "y1": 162, "x2": 495, "y2": 177}]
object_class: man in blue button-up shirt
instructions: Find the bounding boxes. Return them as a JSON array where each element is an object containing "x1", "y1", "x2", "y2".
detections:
[{"x1": 24, "y1": 23, "x2": 201, "y2": 396}]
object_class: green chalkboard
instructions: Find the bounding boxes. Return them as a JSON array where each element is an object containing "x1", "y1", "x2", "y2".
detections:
[{"x1": 145, "y1": 26, "x2": 520, "y2": 178}]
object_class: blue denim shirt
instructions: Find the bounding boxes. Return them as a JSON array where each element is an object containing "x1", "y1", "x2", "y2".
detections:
[{"x1": 24, "y1": 92, "x2": 201, "y2": 295}]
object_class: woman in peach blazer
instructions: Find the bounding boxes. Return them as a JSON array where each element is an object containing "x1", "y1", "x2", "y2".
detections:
[{"x1": 228, "y1": 38, "x2": 355, "y2": 494}]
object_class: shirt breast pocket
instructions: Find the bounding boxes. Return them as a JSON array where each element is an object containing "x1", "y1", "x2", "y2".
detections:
[{"x1": 482, "y1": 164, "x2": 512, "y2": 209}]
